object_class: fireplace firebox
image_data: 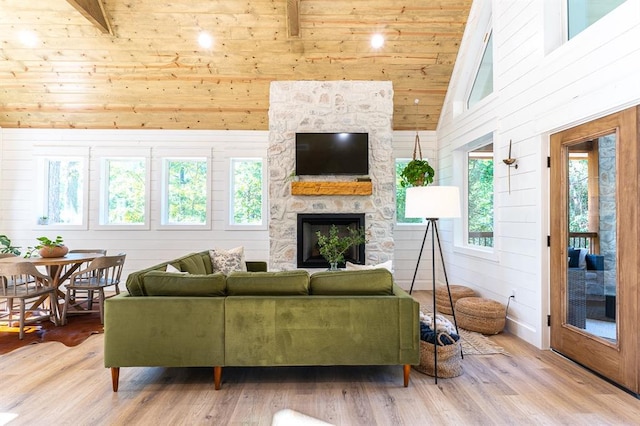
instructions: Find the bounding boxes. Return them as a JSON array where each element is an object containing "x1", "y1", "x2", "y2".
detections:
[{"x1": 297, "y1": 213, "x2": 366, "y2": 269}]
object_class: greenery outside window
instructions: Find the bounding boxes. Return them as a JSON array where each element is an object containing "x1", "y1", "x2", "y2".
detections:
[
  {"x1": 567, "y1": 0, "x2": 626, "y2": 39},
  {"x1": 229, "y1": 158, "x2": 264, "y2": 227},
  {"x1": 395, "y1": 158, "x2": 422, "y2": 224},
  {"x1": 467, "y1": 143, "x2": 494, "y2": 248},
  {"x1": 100, "y1": 158, "x2": 147, "y2": 226},
  {"x1": 467, "y1": 31, "x2": 493, "y2": 109},
  {"x1": 37, "y1": 157, "x2": 86, "y2": 228},
  {"x1": 162, "y1": 158, "x2": 209, "y2": 226}
]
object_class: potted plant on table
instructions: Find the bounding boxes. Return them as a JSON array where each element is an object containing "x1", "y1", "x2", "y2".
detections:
[
  {"x1": 315, "y1": 225, "x2": 367, "y2": 271},
  {"x1": 26, "y1": 235, "x2": 68, "y2": 258}
]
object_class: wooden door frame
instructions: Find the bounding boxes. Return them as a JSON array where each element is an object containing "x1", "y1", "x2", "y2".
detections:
[{"x1": 549, "y1": 106, "x2": 639, "y2": 394}]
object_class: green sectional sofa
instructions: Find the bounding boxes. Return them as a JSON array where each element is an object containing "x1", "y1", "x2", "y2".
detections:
[{"x1": 104, "y1": 251, "x2": 420, "y2": 391}]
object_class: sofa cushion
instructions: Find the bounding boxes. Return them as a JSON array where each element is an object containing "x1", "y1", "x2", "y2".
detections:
[
  {"x1": 586, "y1": 253, "x2": 604, "y2": 271},
  {"x1": 179, "y1": 254, "x2": 208, "y2": 275},
  {"x1": 226, "y1": 270, "x2": 310, "y2": 296},
  {"x1": 209, "y1": 246, "x2": 247, "y2": 274},
  {"x1": 567, "y1": 247, "x2": 580, "y2": 268},
  {"x1": 143, "y1": 271, "x2": 227, "y2": 297},
  {"x1": 310, "y1": 269, "x2": 394, "y2": 295}
]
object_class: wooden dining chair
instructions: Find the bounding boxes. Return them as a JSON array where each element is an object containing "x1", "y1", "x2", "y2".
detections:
[
  {"x1": 0, "y1": 262, "x2": 59, "y2": 339},
  {"x1": 61, "y1": 253, "x2": 126, "y2": 325},
  {"x1": 63, "y1": 249, "x2": 108, "y2": 303}
]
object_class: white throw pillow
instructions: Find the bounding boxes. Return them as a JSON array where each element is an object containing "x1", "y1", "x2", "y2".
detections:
[
  {"x1": 345, "y1": 260, "x2": 393, "y2": 273},
  {"x1": 209, "y1": 246, "x2": 247, "y2": 274},
  {"x1": 165, "y1": 263, "x2": 187, "y2": 274}
]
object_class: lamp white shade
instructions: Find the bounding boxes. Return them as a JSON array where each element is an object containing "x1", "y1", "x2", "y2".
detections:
[{"x1": 405, "y1": 186, "x2": 461, "y2": 219}]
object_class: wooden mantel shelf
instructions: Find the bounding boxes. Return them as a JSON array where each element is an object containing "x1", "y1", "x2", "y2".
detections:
[{"x1": 291, "y1": 181, "x2": 372, "y2": 196}]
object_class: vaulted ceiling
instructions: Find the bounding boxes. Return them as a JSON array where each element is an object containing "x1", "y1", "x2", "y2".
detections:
[{"x1": 0, "y1": 0, "x2": 472, "y2": 131}]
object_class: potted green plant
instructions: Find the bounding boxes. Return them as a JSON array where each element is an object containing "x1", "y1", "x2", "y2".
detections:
[
  {"x1": 0, "y1": 234, "x2": 21, "y2": 256},
  {"x1": 400, "y1": 159, "x2": 434, "y2": 188},
  {"x1": 27, "y1": 235, "x2": 68, "y2": 258},
  {"x1": 315, "y1": 225, "x2": 367, "y2": 270}
]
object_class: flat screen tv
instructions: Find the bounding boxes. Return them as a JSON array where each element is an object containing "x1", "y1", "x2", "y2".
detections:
[{"x1": 295, "y1": 132, "x2": 369, "y2": 176}]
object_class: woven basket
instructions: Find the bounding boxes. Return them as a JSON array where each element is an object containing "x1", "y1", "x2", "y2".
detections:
[
  {"x1": 434, "y1": 285, "x2": 476, "y2": 314},
  {"x1": 455, "y1": 297, "x2": 506, "y2": 335},
  {"x1": 413, "y1": 339, "x2": 463, "y2": 378}
]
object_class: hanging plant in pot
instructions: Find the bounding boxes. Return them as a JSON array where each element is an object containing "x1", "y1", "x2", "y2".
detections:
[
  {"x1": 316, "y1": 225, "x2": 367, "y2": 271},
  {"x1": 400, "y1": 129, "x2": 435, "y2": 188},
  {"x1": 400, "y1": 159, "x2": 435, "y2": 188},
  {"x1": 29, "y1": 235, "x2": 68, "y2": 258}
]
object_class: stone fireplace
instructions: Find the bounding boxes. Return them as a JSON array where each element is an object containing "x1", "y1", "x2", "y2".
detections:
[
  {"x1": 297, "y1": 213, "x2": 366, "y2": 268},
  {"x1": 268, "y1": 81, "x2": 395, "y2": 271}
]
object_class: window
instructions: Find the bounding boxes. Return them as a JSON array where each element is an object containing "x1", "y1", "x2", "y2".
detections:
[
  {"x1": 395, "y1": 158, "x2": 422, "y2": 224},
  {"x1": 467, "y1": 143, "x2": 494, "y2": 248},
  {"x1": 100, "y1": 158, "x2": 147, "y2": 226},
  {"x1": 37, "y1": 157, "x2": 86, "y2": 227},
  {"x1": 467, "y1": 31, "x2": 493, "y2": 109},
  {"x1": 162, "y1": 158, "x2": 209, "y2": 226},
  {"x1": 567, "y1": 0, "x2": 627, "y2": 39},
  {"x1": 229, "y1": 158, "x2": 264, "y2": 226}
]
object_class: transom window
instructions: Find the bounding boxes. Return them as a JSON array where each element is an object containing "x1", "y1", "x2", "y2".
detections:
[
  {"x1": 467, "y1": 31, "x2": 493, "y2": 109},
  {"x1": 567, "y1": 0, "x2": 627, "y2": 39}
]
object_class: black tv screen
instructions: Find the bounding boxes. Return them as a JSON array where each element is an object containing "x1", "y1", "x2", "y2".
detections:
[{"x1": 295, "y1": 132, "x2": 369, "y2": 175}]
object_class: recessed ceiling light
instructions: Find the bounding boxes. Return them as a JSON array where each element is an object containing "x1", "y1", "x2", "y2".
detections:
[
  {"x1": 198, "y1": 32, "x2": 213, "y2": 49},
  {"x1": 371, "y1": 33, "x2": 384, "y2": 49},
  {"x1": 19, "y1": 30, "x2": 39, "y2": 47}
]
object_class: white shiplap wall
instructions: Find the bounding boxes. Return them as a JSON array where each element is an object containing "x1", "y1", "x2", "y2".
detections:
[
  {"x1": 0, "y1": 127, "x2": 438, "y2": 290},
  {"x1": 437, "y1": 0, "x2": 640, "y2": 348}
]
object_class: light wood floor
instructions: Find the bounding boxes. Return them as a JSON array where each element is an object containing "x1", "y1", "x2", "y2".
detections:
[{"x1": 2, "y1": 291, "x2": 640, "y2": 425}]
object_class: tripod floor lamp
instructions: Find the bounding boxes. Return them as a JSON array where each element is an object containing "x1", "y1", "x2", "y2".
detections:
[{"x1": 405, "y1": 185, "x2": 462, "y2": 383}]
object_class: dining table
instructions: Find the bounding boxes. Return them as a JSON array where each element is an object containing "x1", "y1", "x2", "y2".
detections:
[{"x1": 0, "y1": 252, "x2": 105, "y2": 320}]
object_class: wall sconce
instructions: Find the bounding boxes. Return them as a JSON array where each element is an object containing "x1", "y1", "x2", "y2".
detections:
[{"x1": 502, "y1": 140, "x2": 518, "y2": 194}]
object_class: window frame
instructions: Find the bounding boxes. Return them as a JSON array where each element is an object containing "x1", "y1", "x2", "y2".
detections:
[
  {"x1": 226, "y1": 156, "x2": 267, "y2": 230},
  {"x1": 34, "y1": 147, "x2": 89, "y2": 231},
  {"x1": 453, "y1": 134, "x2": 499, "y2": 261},
  {"x1": 97, "y1": 154, "x2": 151, "y2": 230},
  {"x1": 159, "y1": 156, "x2": 211, "y2": 230}
]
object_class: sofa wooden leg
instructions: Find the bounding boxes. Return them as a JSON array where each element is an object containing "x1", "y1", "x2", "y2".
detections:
[
  {"x1": 111, "y1": 367, "x2": 120, "y2": 392},
  {"x1": 403, "y1": 364, "x2": 410, "y2": 387},
  {"x1": 214, "y1": 366, "x2": 222, "y2": 390}
]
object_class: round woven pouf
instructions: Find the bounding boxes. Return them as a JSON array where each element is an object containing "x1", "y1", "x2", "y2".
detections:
[
  {"x1": 434, "y1": 285, "x2": 477, "y2": 315},
  {"x1": 455, "y1": 297, "x2": 506, "y2": 335}
]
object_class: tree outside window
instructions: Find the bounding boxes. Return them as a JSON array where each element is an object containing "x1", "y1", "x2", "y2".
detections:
[
  {"x1": 104, "y1": 158, "x2": 146, "y2": 225},
  {"x1": 230, "y1": 158, "x2": 263, "y2": 226},
  {"x1": 467, "y1": 144, "x2": 494, "y2": 247},
  {"x1": 395, "y1": 159, "x2": 422, "y2": 224},
  {"x1": 44, "y1": 158, "x2": 83, "y2": 225},
  {"x1": 164, "y1": 158, "x2": 208, "y2": 225}
]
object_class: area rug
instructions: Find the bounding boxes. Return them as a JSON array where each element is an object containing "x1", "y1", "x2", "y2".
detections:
[{"x1": 0, "y1": 312, "x2": 103, "y2": 355}]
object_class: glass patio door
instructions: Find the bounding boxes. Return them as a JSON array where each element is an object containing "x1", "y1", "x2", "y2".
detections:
[{"x1": 550, "y1": 106, "x2": 639, "y2": 395}]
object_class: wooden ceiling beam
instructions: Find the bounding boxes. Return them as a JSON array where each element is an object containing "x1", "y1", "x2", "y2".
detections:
[
  {"x1": 287, "y1": 0, "x2": 300, "y2": 38},
  {"x1": 66, "y1": 0, "x2": 113, "y2": 35}
]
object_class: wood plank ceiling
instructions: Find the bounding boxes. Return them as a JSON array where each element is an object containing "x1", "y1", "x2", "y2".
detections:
[{"x1": 0, "y1": 0, "x2": 472, "y2": 131}]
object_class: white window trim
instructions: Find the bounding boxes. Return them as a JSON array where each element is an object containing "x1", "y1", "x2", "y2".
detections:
[
  {"x1": 96, "y1": 150, "x2": 151, "y2": 230},
  {"x1": 34, "y1": 147, "x2": 89, "y2": 231},
  {"x1": 225, "y1": 156, "x2": 267, "y2": 230},
  {"x1": 453, "y1": 134, "x2": 499, "y2": 262},
  {"x1": 158, "y1": 156, "x2": 212, "y2": 230}
]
